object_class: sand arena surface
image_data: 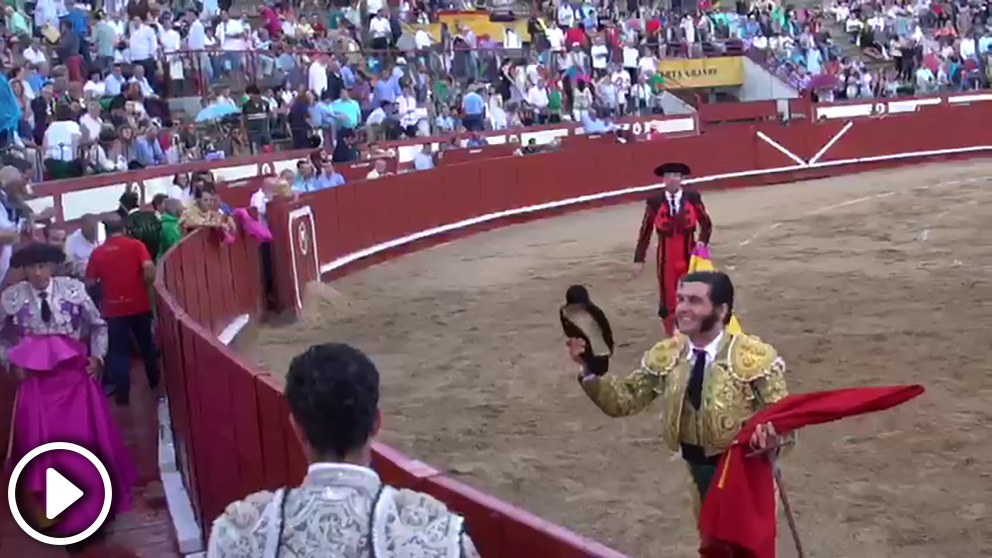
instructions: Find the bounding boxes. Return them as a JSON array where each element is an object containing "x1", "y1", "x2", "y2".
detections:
[{"x1": 244, "y1": 161, "x2": 992, "y2": 557}]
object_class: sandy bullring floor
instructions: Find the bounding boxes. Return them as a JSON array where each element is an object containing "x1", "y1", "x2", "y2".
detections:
[{"x1": 244, "y1": 161, "x2": 992, "y2": 558}]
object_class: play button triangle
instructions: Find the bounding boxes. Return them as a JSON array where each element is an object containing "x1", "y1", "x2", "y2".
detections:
[{"x1": 45, "y1": 468, "x2": 84, "y2": 520}]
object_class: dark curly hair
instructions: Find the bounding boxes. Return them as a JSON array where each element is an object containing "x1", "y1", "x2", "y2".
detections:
[{"x1": 284, "y1": 343, "x2": 380, "y2": 459}]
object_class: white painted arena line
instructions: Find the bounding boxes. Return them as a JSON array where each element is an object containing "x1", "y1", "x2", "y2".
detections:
[
  {"x1": 738, "y1": 175, "x2": 992, "y2": 247},
  {"x1": 756, "y1": 131, "x2": 808, "y2": 167}
]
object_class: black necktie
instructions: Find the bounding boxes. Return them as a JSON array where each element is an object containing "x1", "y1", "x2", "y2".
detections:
[
  {"x1": 687, "y1": 349, "x2": 706, "y2": 410},
  {"x1": 39, "y1": 292, "x2": 52, "y2": 323}
]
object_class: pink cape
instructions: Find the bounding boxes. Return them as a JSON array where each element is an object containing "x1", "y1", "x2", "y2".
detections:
[
  {"x1": 231, "y1": 208, "x2": 273, "y2": 243},
  {"x1": 6, "y1": 335, "x2": 137, "y2": 536}
]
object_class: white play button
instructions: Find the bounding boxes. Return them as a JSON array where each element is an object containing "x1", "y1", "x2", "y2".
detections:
[
  {"x1": 45, "y1": 468, "x2": 84, "y2": 520},
  {"x1": 8, "y1": 442, "x2": 113, "y2": 546}
]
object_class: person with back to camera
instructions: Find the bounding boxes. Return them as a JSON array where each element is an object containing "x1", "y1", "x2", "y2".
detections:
[{"x1": 207, "y1": 342, "x2": 481, "y2": 558}]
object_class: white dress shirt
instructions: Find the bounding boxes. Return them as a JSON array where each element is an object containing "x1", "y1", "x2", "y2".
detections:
[
  {"x1": 687, "y1": 331, "x2": 723, "y2": 369},
  {"x1": 65, "y1": 225, "x2": 106, "y2": 276},
  {"x1": 0, "y1": 198, "x2": 24, "y2": 284},
  {"x1": 219, "y1": 19, "x2": 248, "y2": 51},
  {"x1": 187, "y1": 19, "x2": 206, "y2": 50},
  {"x1": 130, "y1": 24, "x2": 158, "y2": 61},
  {"x1": 308, "y1": 61, "x2": 328, "y2": 97},
  {"x1": 666, "y1": 188, "x2": 683, "y2": 214},
  {"x1": 249, "y1": 188, "x2": 270, "y2": 223}
]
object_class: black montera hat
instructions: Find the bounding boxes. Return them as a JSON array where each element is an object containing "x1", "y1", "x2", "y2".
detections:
[
  {"x1": 10, "y1": 242, "x2": 66, "y2": 268},
  {"x1": 654, "y1": 162, "x2": 692, "y2": 177},
  {"x1": 559, "y1": 285, "x2": 614, "y2": 376}
]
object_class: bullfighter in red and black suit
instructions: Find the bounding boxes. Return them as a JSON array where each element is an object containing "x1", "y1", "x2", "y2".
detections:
[{"x1": 633, "y1": 162, "x2": 713, "y2": 336}]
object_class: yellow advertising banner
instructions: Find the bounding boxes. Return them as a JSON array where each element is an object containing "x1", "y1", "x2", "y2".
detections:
[{"x1": 655, "y1": 57, "x2": 745, "y2": 89}]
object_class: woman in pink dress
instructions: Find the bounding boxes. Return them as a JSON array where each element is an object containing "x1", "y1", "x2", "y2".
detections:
[{"x1": 2, "y1": 242, "x2": 136, "y2": 551}]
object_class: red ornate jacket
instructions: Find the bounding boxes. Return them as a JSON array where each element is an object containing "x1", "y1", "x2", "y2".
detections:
[{"x1": 633, "y1": 189, "x2": 712, "y2": 263}]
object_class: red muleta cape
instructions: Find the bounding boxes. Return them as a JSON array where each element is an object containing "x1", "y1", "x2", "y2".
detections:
[{"x1": 699, "y1": 385, "x2": 925, "y2": 557}]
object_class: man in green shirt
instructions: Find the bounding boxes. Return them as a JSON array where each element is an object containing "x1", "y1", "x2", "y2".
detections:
[
  {"x1": 158, "y1": 198, "x2": 184, "y2": 258},
  {"x1": 4, "y1": 6, "x2": 30, "y2": 38},
  {"x1": 91, "y1": 10, "x2": 116, "y2": 72}
]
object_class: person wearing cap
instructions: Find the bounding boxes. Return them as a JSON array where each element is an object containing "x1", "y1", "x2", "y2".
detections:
[
  {"x1": 633, "y1": 162, "x2": 712, "y2": 336},
  {"x1": 1, "y1": 241, "x2": 136, "y2": 546}
]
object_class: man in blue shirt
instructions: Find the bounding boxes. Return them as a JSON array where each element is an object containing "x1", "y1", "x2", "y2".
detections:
[
  {"x1": 581, "y1": 110, "x2": 615, "y2": 134},
  {"x1": 461, "y1": 84, "x2": 486, "y2": 131},
  {"x1": 315, "y1": 160, "x2": 346, "y2": 190},
  {"x1": 133, "y1": 125, "x2": 167, "y2": 167},
  {"x1": 371, "y1": 68, "x2": 401, "y2": 107},
  {"x1": 103, "y1": 63, "x2": 126, "y2": 96},
  {"x1": 330, "y1": 89, "x2": 361, "y2": 131},
  {"x1": 412, "y1": 143, "x2": 435, "y2": 171},
  {"x1": 63, "y1": 1, "x2": 92, "y2": 67},
  {"x1": 292, "y1": 159, "x2": 319, "y2": 193}
]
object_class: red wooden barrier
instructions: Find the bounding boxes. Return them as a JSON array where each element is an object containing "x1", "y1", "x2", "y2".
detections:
[
  {"x1": 698, "y1": 99, "x2": 779, "y2": 123},
  {"x1": 7, "y1": 99, "x2": 990, "y2": 555}
]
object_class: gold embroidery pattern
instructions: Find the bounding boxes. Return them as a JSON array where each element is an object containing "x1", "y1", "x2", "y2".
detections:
[
  {"x1": 583, "y1": 338, "x2": 682, "y2": 418},
  {"x1": 581, "y1": 333, "x2": 790, "y2": 457}
]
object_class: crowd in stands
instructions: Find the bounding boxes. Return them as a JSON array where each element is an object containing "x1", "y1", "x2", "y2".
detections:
[
  {"x1": 747, "y1": 0, "x2": 992, "y2": 99},
  {"x1": 4, "y1": 0, "x2": 992, "y2": 182}
]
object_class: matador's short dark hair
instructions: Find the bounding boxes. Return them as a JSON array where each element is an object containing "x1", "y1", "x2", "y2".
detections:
[
  {"x1": 284, "y1": 343, "x2": 380, "y2": 459},
  {"x1": 680, "y1": 271, "x2": 735, "y2": 325}
]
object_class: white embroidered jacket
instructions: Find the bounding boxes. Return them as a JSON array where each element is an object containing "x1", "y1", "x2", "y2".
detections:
[
  {"x1": 207, "y1": 463, "x2": 481, "y2": 558},
  {"x1": 0, "y1": 277, "x2": 107, "y2": 369}
]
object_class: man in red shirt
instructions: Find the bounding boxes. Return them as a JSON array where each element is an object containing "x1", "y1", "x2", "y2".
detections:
[{"x1": 86, "y1": 217, "x2": 160, "y2": 406}]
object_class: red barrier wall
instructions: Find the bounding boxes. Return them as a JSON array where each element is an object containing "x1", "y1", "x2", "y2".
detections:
[{"x1": 14, "y1": 97, "x2": 992, "y2": 556}]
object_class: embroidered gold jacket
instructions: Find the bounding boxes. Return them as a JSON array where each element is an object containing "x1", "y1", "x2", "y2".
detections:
[{"x1": 581, "y1": 333, "x2": 789, "y2": 457}]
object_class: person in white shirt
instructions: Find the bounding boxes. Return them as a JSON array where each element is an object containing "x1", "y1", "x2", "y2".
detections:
[
  {"x1": 557, "y1": 3, "x2": 574, "y2": 27},
  {"x1": 396, "y1": 85, "x2": 419, "y2": 137},
  {"x1": 249, "y1": 176, "x2": 280, "y2": 224},
  {"x1": 83, "y1": 71, "x2": 107, "y2": 98},
  {"x1": 167, "y1": 173, "x2": 195, "y2": 205},
  {"x1": 24, "y1": 40, "x2": 48, "y2": 66},
  {"x1": 591, "y1": 36, "x2": 609, "y2": 73},
  {"x1": 526, "y1": 80, "x2": 549, "y2": 122},
  {"x1": 504, "y1": 25, "x2": 521, "y2": 50},
  {"x1": 109, "y1": 12, "x2": 126, "y2": 37},
  {"x1": 414, "y1": 28, "x2": 432, "y2": 51},
  {"x1": 546, "y1": 21, "x2": 565, "y2": 71},
  {"x1": 0, "y1": 168, "x2": 30, "y2": 284},
  {"x1": 369, "y1": 9, "x2": 392, "y2": 51},
  {"x1": 103, "y1": 63, "x2": 127, "y2": 96},
  {"x1": 64, "y1": 214, "x2": 106, "y2": 276},
  {"x1": 79, "y1": 102, "x2": 104, "y2": 143},
  {"x1": 365, "y1": 102, "x2": 389, "y2": 127},
  {"x1": 129, "y1": 18, "x2": 159, "y2": 83},
  {"x1": 89, "y1": 135, "x2": 128, "y2": 173},
  {"x1": 43, "y1": 105, "x2": 82, "y2": 163},
  {"x1": 34, "y1": 0, "x2": 59, "y2": 31},
  {"x1": 218, "y1": 10, "x2": 249, "y2": 72},
  {"x1": 160, "y1": 19, "x2": 183, "y2": 87},
  {"x1": 622, "y1": 39, "x2": 640, "y2": 82},
  {"x1": 308, "y1": 54, "x2": 329, "y2": 98},
  {"x1": 186, "y1": 12, "x2": 212, "y2": 83},
  {"x1": 128, "y1": 64, "x2": 156, "y2": 98},
  {"x1": 365, "y1": 158, "x2": 389, "y2": 179}
]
